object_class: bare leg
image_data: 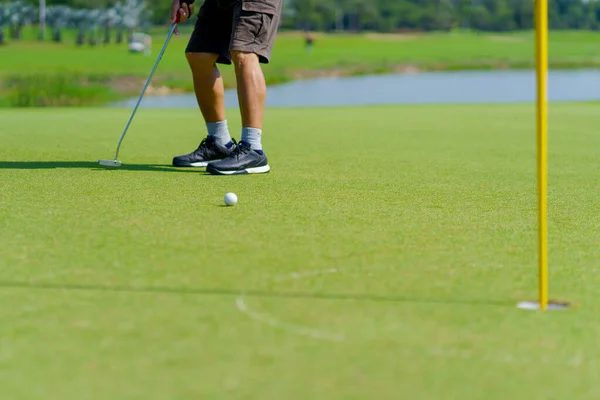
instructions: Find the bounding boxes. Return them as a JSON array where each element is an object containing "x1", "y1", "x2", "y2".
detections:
[
  {"x1": 186, "y1": 52, "x2": 226, "y2": 123},
  {"x1": 230, "y1": 51, "x2": 266, "y2": 129},
  {"x1": 204, "y1": 51, "x2": 270, "y2": 174},
  {"x1": 172, "y1": 52, "x2": 232, "y2": 167}
]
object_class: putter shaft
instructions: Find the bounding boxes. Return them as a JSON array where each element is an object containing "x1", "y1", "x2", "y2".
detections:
[{"x1": 112, "y1": 24, "x2": 178, "y2": 161}]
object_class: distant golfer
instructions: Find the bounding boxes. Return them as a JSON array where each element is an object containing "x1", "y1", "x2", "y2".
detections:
[
  {"x1": 304, "y1": 31, "x2": 314, "y2": 53},
  {"x1": 171, "y1": 0, "x2": 282, "y2": 175}
]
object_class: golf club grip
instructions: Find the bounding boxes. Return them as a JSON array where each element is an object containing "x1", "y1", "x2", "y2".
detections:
[{"x1": 176, "y1": 0, "x2": 196, "y2": 23}]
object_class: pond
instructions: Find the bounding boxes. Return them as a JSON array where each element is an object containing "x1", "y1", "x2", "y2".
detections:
[{"x1": 112, "y1": 69, "x2": 600, "y2": 109}]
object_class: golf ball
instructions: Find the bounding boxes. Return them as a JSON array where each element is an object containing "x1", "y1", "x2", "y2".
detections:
[{"x1": 224, "y1": 192, "x2": 238, "y2": 206}]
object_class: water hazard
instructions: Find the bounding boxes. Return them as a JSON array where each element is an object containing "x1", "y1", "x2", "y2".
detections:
[{"x1": 112, "y1": 69, "x2": 600, "y2": 109}]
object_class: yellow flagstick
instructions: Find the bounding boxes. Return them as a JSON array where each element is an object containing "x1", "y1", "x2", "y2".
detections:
[
  {"x1": 536, "y1": 0, "x2": 549, "y2": 311},
  {"x1": 518, "y1": 9, "x2": 568, "y2": 311}
]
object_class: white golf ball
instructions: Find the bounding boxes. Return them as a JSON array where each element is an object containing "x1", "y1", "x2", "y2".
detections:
[{"x1": 224, "y1": 192, "x2": 238, "y2": 206}]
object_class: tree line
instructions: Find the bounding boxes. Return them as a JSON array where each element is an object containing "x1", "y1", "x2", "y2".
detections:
[
  {"x1": 0, "y1": 0, "x2": 152, "y2": 44},
  {"x1": 284, "y1": 0, "x2": 600, "y2": 32},
  {"x1": 1, "y1": 0, "x2": 599, "y2": 45}
]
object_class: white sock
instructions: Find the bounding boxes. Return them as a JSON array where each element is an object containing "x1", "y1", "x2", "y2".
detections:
[
  {"x1": 241, "y1": 127, "x2": 262, "y2": 151},
  {"x1": 206, "y1": 120, "x2": 231, "y2": 146}
]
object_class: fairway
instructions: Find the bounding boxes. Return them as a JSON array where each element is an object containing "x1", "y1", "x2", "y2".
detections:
[
  {"x1": 3, "y1": 29, "x2": 600, "y2": 105},
  {"x1": 4, "y1": 30, "x2": 600, "y2": 77},
  {"x1": 1, "y1": 104, "x2": 600, "y2": 399}
]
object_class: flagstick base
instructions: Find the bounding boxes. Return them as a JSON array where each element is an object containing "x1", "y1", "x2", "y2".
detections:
[{"x1": 517, "y1": 301, "x2": 570, "y2": 310}]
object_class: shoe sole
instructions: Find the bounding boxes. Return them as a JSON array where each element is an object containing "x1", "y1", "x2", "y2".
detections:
[
  {"x1": 173, "y1": 159, "x2": 222, "y2": 168},
  {"x1": 207, "y1": 165, "x2": 270, "y2": 175}
]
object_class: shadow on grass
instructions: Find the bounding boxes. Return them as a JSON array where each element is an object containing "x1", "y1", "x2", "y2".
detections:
[
  {"x1": 0, "y1": 280, "x2": 512, "y2": 308},
  {"x1": 0, "y1": 161, "x2": 204, "y2": 173}
]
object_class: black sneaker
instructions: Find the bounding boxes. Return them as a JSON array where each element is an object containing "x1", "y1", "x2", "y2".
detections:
[
  {"x1": 172, "y1": 136, "x2": 234, "y2": 167},
  {"x1": 206, "y1": 140, "x2": 270, "y2": 175}
]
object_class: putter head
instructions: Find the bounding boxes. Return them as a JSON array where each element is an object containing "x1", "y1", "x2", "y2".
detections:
[{"x1": 98, "y1": 159, "x2": 122, "y2": 168}]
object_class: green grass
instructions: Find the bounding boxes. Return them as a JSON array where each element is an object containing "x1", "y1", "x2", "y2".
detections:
[
  {"x1": 2, "y1": 29, "x2": 600, "y2": 102},
  {"x1": 3, "y1": 72, "x2": 119, "y2": 107},
  {"x1": 4, "y1": 28, "x2": 600, "y2": 75},
  {"x1": 1, "y1": 103, "x2": 600, "y2": 398}
]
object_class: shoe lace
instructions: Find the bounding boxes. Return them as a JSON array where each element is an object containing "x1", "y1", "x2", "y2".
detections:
[
  {"x1": 193, "y1": 137, "x2": 216, "y2": 157},
  {"x1": 195, "y1": 138, "x2": 208, "y2": 152},
  {"x1": 228, "y1": 138, "x2": 251, "y2": 159}
]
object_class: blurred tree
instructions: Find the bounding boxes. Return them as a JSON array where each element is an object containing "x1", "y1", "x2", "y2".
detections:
[
  {"x1": 8, "y1": 1, "x2": 25, "y2": 39},
  {"x1": 5, "y1": 0, "x2": 600, "y2": 36},
  {"x1": 70, "y1": 8, "x2": 85, "y2": 45},
  {"x1": 120, "y1": 0, "x2": 149, "y2": 42},
  {"x1": 347, "y1": 0, "x2": 380, "y2": 31},
  {"x1": 46, "y1": 5, "x2": 70, "y2": 42},
  {"x1": 87, "y1": 8, "x2": 101, "y2": 46},
  {"x1": 113, "y1": 1, "x2": 125, "y2": 43},
  {"x1": 101, "y1": 7, "x2": 117, "y2": 44},
  {"x1": 39, "y1": 0, "x2": 45, "y2": 40},
  {"x1": 509, "y1": 0, "x2": 533, "y2": 29},
  {"x1": 0, "y1": 3, "x2": 7, "y2": 44},
  {"x1": 437, "y1": 0, "x2": 458, "y2": 31}
]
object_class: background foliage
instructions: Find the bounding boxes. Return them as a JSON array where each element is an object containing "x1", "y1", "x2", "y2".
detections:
[{"x1": 1, "y1": 0, "x2": 599, "y2": 44}]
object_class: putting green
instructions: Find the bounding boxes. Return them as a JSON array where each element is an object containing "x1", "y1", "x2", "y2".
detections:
[{"x1": 1, "y1": 104, "x2": 599, "y2": 399}]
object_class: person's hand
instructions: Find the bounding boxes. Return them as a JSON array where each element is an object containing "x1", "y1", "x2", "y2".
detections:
[{"x1": 170, "y1": 0, "x2": 195, "y2": 35}]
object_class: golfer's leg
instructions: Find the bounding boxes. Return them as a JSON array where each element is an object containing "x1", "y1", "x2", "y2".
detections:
[
  {"x1": 173, "y1": 54, "x2": 233, "y2": 167},
  {"x1": 205, "y1": 51, "x2": 271, "y2": 174},
  {"x1": 230, "y1": 51, "x2": 265, "y2": 130},
  {"x1": 228, "y1": 2, "x2": 281, "y2": 152},
  {"x1": 172, "y1": 0, "x2": 235, "y2": 167},
  {"x1": 205, "y1": 2, "x2": 280, "y2": 175},
  {"x1": 186, "y1": 52, "x2": 226, "y2": 123}
]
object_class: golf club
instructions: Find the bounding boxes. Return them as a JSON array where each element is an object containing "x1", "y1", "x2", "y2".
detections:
[{"x1": 99, "y1": 0, "x2": 195, "y2": 168}]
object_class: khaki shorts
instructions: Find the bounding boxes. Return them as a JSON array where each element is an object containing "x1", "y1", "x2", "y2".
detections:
[{"x1": 185, "y1": 0, "x2": 282, "y2": 64}]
